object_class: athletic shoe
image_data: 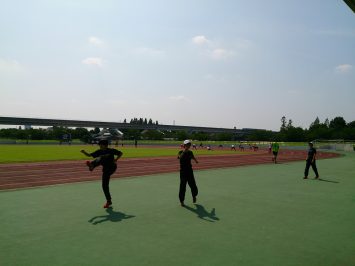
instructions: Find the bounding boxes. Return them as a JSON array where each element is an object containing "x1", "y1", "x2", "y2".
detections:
[
  {"x1": 86, "y1": 161, "x2": 94, "y2": 171},
  {"x1": 193, "y1": 197, "x2": 197, "y2": 203},
  {"x1": 315, "y1": 176, "x2": 319, "y2": 179},
  {"x1": 103, "y1": 201, "x2": 112, "y2": 208},
  {"x1": 180, "y1": 202, "x2": 185, "y2": 207},
  {"x1": 303, "y1": 177, "x2": 308, "y2": 179}
]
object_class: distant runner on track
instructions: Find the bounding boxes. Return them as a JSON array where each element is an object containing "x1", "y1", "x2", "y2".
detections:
[{"x1": 272, "y1": 141, "x2": 280, "y2": 163}]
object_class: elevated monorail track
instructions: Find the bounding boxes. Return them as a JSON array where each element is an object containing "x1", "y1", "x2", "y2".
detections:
[{"x1": 0, "y1": 116, "x2": 259, "y2": 135}]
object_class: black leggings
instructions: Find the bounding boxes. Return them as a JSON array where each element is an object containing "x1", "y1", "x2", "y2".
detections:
[
  {"x1": 102, "y1": 165, "x2": 117, "y2": 201},
  {"x1": 179, "y1": 170, "x2": 198, "y2": 203},
  {"x1": 304, "y1": 160, "x2": 319, "y2": 178}
]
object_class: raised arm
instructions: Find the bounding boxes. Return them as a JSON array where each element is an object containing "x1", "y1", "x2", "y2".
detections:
[
  {"x1": 114, "y1": 151, "x2": 123, "y2": 162},
  {"x1": 177, "y1": 150, "x2": 183, "y2": 159},
  {"x1": 81, "y1": 150, "x2": 92, "y2": 157}
]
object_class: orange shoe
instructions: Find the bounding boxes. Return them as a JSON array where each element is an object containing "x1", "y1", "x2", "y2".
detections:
[
  {"x1": 103, "y1": 201, "x2": 112, "y2": 208},
  {"x1": 86, "y1": 161, "x2": 94, "y2": 171}
]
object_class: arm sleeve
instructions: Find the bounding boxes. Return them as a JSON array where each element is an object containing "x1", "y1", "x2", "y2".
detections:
[
  {"x1": 177, "y1": 150, "x2": 183, "y2": 158},
  {"x1": 114, "y1": 150, "x2": 123, "y2": 157},
  {"x1": 90, "y1": 150, "x2": 100, "y2": 158}
]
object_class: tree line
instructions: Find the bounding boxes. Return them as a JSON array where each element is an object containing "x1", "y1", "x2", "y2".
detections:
[
  {"x1": 277, "y1": 116, "x2": 355, "y2": 142},
  {"x1": 0, "y1": 116, "x2": 354, "y2": 142},
  {"x1": 124, "y1": 118, "x2": 159, "y2": 125}
]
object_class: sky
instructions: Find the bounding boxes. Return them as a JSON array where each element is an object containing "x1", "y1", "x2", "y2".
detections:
[{"x1": 0, "y1": 0, "x2": 354, "y2": 131}]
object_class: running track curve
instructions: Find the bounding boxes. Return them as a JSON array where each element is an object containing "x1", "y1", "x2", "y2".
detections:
[{"x1": 0, "y1": 149, "x2": 339, "y2": 190}]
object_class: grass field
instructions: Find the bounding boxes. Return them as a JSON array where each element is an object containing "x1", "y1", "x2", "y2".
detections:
[
  {"x1": 0, "y1": 144, "x2": 249, "y2": 163},
  {"x1": 0, "y1": 141, "x2": 313, "y2": 164},
  {"x1": 0, "y1": 152, "x2": 354, "y2": 265},
  {"x1": 0, "y1": 138, "x2": 311, "y2": 146}
]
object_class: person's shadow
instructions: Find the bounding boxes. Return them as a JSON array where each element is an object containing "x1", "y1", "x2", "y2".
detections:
[
  {"x1": 183, "y1": 204, "x2": 220, "y2": 222},
  {"x1": 88, "y1": 207, "x2": 135, "y2": 225},
  {"x1": 317, "y1": 178, "x2": 339, "y2": 184}
]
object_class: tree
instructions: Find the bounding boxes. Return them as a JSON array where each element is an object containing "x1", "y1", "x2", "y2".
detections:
[
  {"x1": 122, "y1": 129, "x2": 141, "y2": 140},
  {"x1": 287, "y1": 119, "x2": 293, "y2": 129},
  {"x1": 309, "y1": 117, "x2": 320, "y2": 130},
  {"x1": 176, "y1": 131, "x2": 190, "y2": 141},
  {"x1": 284, "y1": 127, "x2": 306, "y2": 142},
  {"x1": 141, "y1": 130, "x2": 164, "y2": 140},
  {"x1": 191, "y1": 131, "x2": 210, "y2": 141},
  {"x1": 72, "y1": 128, "x2": 90, "y2": 141},
  {"x1": 281, "y1": 116, "x2": 287, "y2": 131},
  {"x1": 51, "y1": 126, "x2": 67, "y2": 140},
  {"x1": 29, "y1": 128, "x2": 47, "y2": 140},
  {"x1": 246, "y1": 130, "x2": 276, "y2": 141},
  {"x1": 348, "y1": 121, "x2": 355, "y2": 128},
  {"x1": 215, "y1": 132, "x2": 234, "y2": 141},
  {"x1": 329, "y1": 117, "x2": 346, "y2": 129}
]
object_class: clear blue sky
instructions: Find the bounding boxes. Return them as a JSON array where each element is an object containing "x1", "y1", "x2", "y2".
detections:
[{"x1": 1, "y1": 0, "x2": 354, "y2": 130}]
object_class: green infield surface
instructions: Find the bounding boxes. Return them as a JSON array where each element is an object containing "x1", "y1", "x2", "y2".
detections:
[
  {"x1": 0, "y1": 145, "x2": 248, "y2": 163},
  {"x1": 1, "y1": 153, "x2": 354, "y2": 266}
]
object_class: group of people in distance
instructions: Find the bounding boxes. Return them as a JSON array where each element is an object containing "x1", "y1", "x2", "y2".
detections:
[
  {"x1": 80, "y1": 139, "x2": 319, "y2": 209},
  {"x1": 231, "y1": 143, "x2": 259, "y2": 151}
]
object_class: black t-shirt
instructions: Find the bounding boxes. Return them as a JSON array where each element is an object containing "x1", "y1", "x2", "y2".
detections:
[
  {"x1": 307, "y1": 147, "x2": 317, "y2": 161},
  {"x1": 91, "y1": 148, "x2": 122, "y2": 168},
  {"x1": 178, "y1": 150, "x2": 195, "y2": 170}
]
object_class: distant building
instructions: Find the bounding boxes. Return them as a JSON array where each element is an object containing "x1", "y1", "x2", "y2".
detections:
[{"x1": 91, "y1": 128, "x2": 124, "y2": 143}]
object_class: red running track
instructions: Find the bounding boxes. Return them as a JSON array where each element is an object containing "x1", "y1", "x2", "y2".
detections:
[{"x1": 0, "y1": 149, "x2": 339, "y2": 190}]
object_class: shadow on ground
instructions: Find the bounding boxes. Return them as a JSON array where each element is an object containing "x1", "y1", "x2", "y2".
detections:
[
  {"x1": 183, "y1": 204, "x2": 220, "y2": 222},
  {"x1": 317, "y1": 178, "x2": 339, "y2": 184},
  {"x1": 88, "y1": 207, "x2": 135, "y2": 225}
]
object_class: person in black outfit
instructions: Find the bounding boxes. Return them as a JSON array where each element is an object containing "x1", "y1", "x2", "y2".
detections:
[
  {"x1": 81, "y1": 139, "x2": 123, "y2": 208},
  {"x1": 178, "y1": 140, "x2": 199, "y2": 207},
  {"x1": 303, "y1": 142, "x2": 319, "y2": 179}
]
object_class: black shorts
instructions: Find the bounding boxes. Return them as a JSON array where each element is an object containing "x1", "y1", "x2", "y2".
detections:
[{"x1": 273, "y1": 151, "x2": 278, "y2": 156}]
